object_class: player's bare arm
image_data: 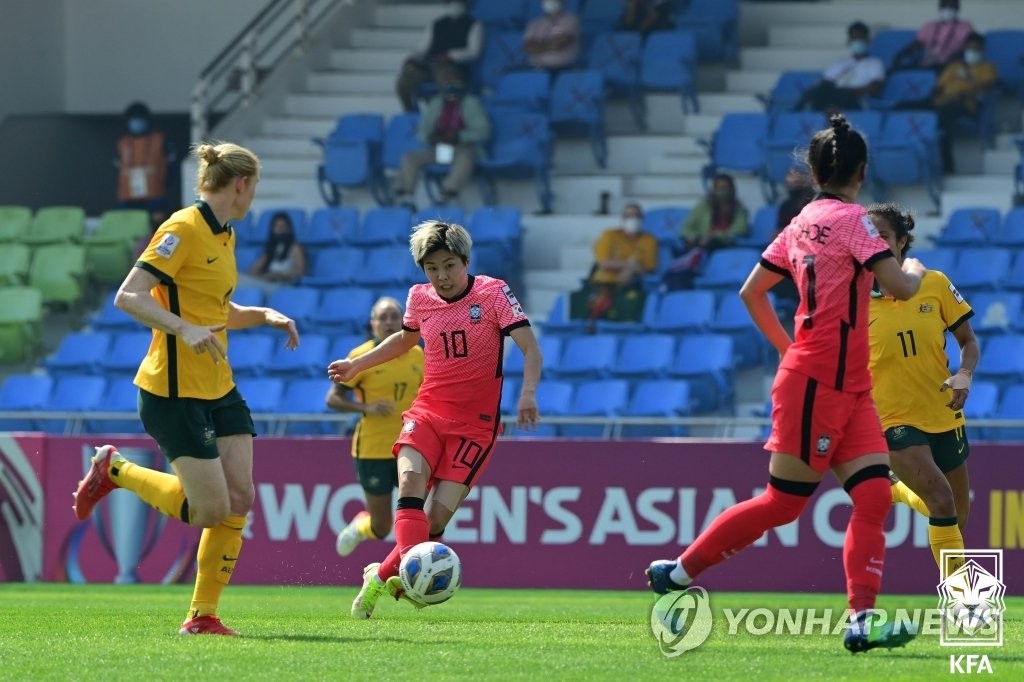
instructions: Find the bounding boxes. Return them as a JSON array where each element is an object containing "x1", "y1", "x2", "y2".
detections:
[
  {"x1": 941, "y1": 319, "x2": 980, "y2": 411},
  {"x1": 739, "y1": 264, "x2": 792, "y2": 357},
  {"x1": 115, "y1": 267, "x2": 227, "y2": 363},
  {"x1": 873, "y1": 256, "x2": 925, "y2": 300},
  {"x1": 328, "y1": 328, "x2": 420, "y2": 384},
  {"x1": 227, "y1": 301, "x2": 299, "y2": 349},
  {"x1": 509, "y1": 325, "x2": 542, "y2": 427}
]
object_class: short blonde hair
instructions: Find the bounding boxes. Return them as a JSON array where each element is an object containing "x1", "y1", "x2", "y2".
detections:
[
  {"x1": 371, "y1": 296, "x2": 403, "y2": 318},
  {"x1": 409, "y1": 221, "x2": 472, "y2": 267},
  {"x1": 192, "y1": 141, "x2": 260, "y2": 194}
]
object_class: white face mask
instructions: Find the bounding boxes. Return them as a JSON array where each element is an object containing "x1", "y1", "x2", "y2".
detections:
[
  {"x1": 542, "y1": 0, "x2": 562, "y2": 14},
  {"x1": 446, "y1": 2, "x2": 466, "y2": 18},
  {"x1": 848, "y1": 40, "x2": 868, "y2": 57},
  {"x1": 622, "y1": 217, "x2": 641, "y2": 233},
  {"x1": 940, "y1": 8, "x2": 957, "y2": 21},
  {"x1": 964, "y1": 49, "x2": 982, "y2": 65}
]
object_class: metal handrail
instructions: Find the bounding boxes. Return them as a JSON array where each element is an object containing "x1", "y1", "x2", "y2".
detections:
[{"x1": 191, "y1": 0, "x2": 345, "y2": 141}]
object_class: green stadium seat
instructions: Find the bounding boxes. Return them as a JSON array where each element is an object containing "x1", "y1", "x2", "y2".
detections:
[
  {"x1": 0, "y1": 286, "x2": 43, "y2": 361},
  {"x1": 0, "y1": 206, "x2": 31, "y2": 242},
  {"x1": 85, "y1": 210, "x2": 150, "y2": 284},
  {"x1": 29, "y1": 244, "x2": 87, "y2": 304},
  {"x1": 0, "y1": 244, "x2": 31, "y2": 285},
  {"x1": 23, "y1": 206, "x2": 85, "y2": 245}
]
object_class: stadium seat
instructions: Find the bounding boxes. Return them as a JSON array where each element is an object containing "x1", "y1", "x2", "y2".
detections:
[
  {"x1": 46, "y1": 331, "x2": 111, "y2": 377},
  {"x1": 609, "y1": 334, "x2": 675, "y2": 379},
  {"x1": 472, "y1": 243, "x2": 518, "y2": 284},
  {"x1": 312, "y1": 287, "x2": 376, "y2": 335},
  {"x1": 510, "y1": 379, "x2": 573, "y2": 438},
  {"x1": 85, "y1": 209, "x2": 151, "y2": 284},
  {"x1": 738, "y1": 205, "x2": 779, "y2": 248},
  {"x1": 0, "y1": 205, "x2": 31, "y2": 242},
  {"x1": 0, "y1": 374, "x2": 52, "y2": 431},
  {"x1": 234, "y1": 377, "x2": 286, "y2": 435},
  {"x1": 39, "y1": 376, "x2": 106, "y2": 434},
  {"x1": 416, "y1": 205, "x2": 467, "y2": 226},
  {"x1": 347, "y1": 207, "x2": 412, "y2": 247},
  {"x1": 1003, "y1": 252, "x2": 1024, "y2": 291},
  {"x1": 549, "y1": 334, "x2": 618, "y2": 379},
  {"x1": 579, "y1": 0, "x2": 621, "y2": 35},
  {"x1": 985, "y1": 29, "x2": 1024, "y2": 97},
  {"x1": 476, "y1": 110, "x2": 553, "y2": 213},
  {"x1": 102, "y1": 331, "x2": 152, "y2": 374},
  {"x1": 487, "y1": 70, "x2": 551, "y2": 114},
  {"x1": 23, "y1": 206, "x2": 85, "y2": 245},
  {"x1": 382, "y1": 112, "x2": 425, "y2": 179},
  {"x1": 329, "y1": 334, "x2": 372, "y2": 361},
  {"x1": 869, "y1": 29, "x2": 918, "y2": 71},
  {"x1": 0, "y1": 244, "x2": 30, "y2": 286},
  {"x1": 85, "y1": 377, "x2": 144, "y2": 434},
  {"x1": 588, "y1": 32, "x2": 644, "y2": 129},
  {"x1": 473, "y1": 0, "x2": 527, "y2": 30},
  {"x1": 540, "y1": 293, "x2": 586, "y2": 337},
  {"x1": 478, "y1": 31, "x2": 527, "y2": 89},
  {"x1": 593, "y1": 293, "x2": 659, "y2": 335},
  {"x1": 989, "y1": 385, "x2": 1024, "y2": 441},
  {"x1": 92, "y1": 291, "x2": 140, "y2": 331},
  {"x1": 505, "y1": 334, "x2": 561, "y2": 379},
  {"x1": 949, "y1": 248, "x2": 1011, "y2": 293},
  {"x1": 843, "y1": 110, "x2": 884, "y2": 144},
  {"x1": 315, "y1": 114, "x2": 387, "y2": 207},
  {"x1": 265, "y1": 333, "x2": 330, "y2": 378},
  {"x1": 700, "y1": 112, "x2": 770, "y2": 190},
  {"x1": 648, "y1": 290, "x2": 715, "y2": 334},
  {"x1": 468, "y1": 206, "x2": 522, "y2": 264},
  {"x1": 973, "y1": 335, "x2": 1024, "y2": 389},
  {"x1": 994, "y1": 207, "x2": 1024, "y2": 248},
  {"x1": 549, "y1": 69, "x2": 607, "y2": 167},
  {"x1": 499, "y1": 377, "x2": 520, "y2": 416},
  {"x1": 280, "y1": 378, "x2": 337, "y2": 436},
  {"x1": 234, "y1": 245, "x2": 262, "y2": 274},
  {"x1": 232, "y1": 285, "x2": 264, "y2": 309},
  {"x1": 963, "y1": 380, "x2": 998, "y2": 442},
  {"x1": 934, "y1": 207, "x2": 1000, "y2": 247},
  {"x1": 29, "y1": 244, "x2": 87, "y2": 305},
  {"x1": 561, "y1": 379, "x2": 630, "y2": 438},
  {"x1": 968, "y1": 293, "x2": 1021, "y2": 334},
  {"x1": 225, "y1": 334, "x2": 276, "y2": 377},
  {"x1": 231, "y1": 212, "x2": 256, "y2": 242},
  {"x1": 302, "y1": 207, "x2": 358, "y2": 247},
  {"x1": 301, "y1": 246, "x2": 363, "y2": 288},
  {"x1": 910, "y1": 248, "x2": 956, "y2": 275},
  {"x1": 763, "y1": 112, "x2": 826, "y2": 188},
  {"x1": 353, "y1": 246, "x2": 423, "y2": 288},
  {"x1": 667, "y1": 334, "x2": 735, "y2": 412},
  {"x1": 642, "y1": 206, "x2": 689, "y2": 246},
  {"x1": 676, "y1": 0, "x2": 739, "y2": 63},
  {"x1": 759, "y1": 71, "x2": 821, "y2": 113},
  {"x1": 694, "y1": 248, "x2": 762, "y2": 291},
  {"x1": 868, "y1": 70, "x2": 936, "y2": 110},
  {"x1": 0, "y1": 286, "x2": 43, "y2": 362},
  {"x1": 944, "y1": 332, "x2": 971, "y2": 373},
  {"x1": 252, "y1": 208, "x2": 307, "y2": 248},
  {"x1": 712, "y1": 294, "x2": 766, "y2": 368},
  {"x1": 640, "y1": 30, "x2": 699, "y2": 114},
  {"x1": 266, "y1": 286, "x2": 320, "y2": 328},
  {"x1": 871, "y1": 111, "x2": 942, "y2": 210},
  {"x1": 621, "y1": 379, "x2": 693, "y2": 438}
]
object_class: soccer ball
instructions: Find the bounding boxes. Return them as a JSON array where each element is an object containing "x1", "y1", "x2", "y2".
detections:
[{"x1": 399, "y1": 541, "x2": 462, "y2": 605}]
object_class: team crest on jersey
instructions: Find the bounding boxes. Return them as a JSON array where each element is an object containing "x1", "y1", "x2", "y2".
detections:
[
  {"x1": 816, "y1": 435, "x2": 832, "y2": 455},
  {"x1": 402, "y1": 420, "x2": 416, "y2": 433},
  {"x1": 948, "y1": 283, "x2": 964, "y2": 303},
  {"x1": 502, "y1": 284, "x2": 520, "y2": 307},
  {"x1": 469, "y1": 303, "x2": 483, "y2": 323},
  {"x1": 155, "y1": 233, "x2": 180, "y2": 259},
  {"x1": 202, "y1": 425, "x2": 216, "y2": 445},
  {"x1": 919, "y1": 303, "x2": 934, "y2": 313}
]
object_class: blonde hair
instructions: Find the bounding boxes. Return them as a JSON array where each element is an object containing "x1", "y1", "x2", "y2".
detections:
[
  {"x1": 192, "y1": 141, "x2": 260, "y2": 194},
  {"x1": 409, "y1": 221, "x2": 472, "y2": 267},
  {"x1": 371, "y1": 296, "x2": 403, "y2": 317}
]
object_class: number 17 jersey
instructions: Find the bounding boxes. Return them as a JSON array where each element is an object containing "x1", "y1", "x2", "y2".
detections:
[{"x1": 403, "y1": 274, "x2": 531, "y2": 425}]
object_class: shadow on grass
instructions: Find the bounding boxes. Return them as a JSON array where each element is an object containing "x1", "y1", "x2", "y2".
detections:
[{"x1": 246, "y1": 633, "x2": 448, "y2": 645}]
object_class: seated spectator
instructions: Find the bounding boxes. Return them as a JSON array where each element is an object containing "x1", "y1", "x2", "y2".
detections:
[
  {"x1": 244, "y1": 212, "x2": 306, "y2": 290},
  {"x1": 662, "y1": 174, "x2": 748, "y2": 291},
  {"x1": 893, "y1": 0, "x2": 975, "y2": 71},
  {"x1": 115, "y1": 101, "x2": 177, "y2": 229},
  {"x1": 393, "y1": 73, "x2": 491, "y2": 206},
  {"x1": 932, "y1": 32, "x2": 996, "y2": 173},
  {"x1": 620, "y1": 0, "x2": 674, "y2": 36},
  {"x1": 523, "y1": 0, "x2": 581, "y2": 73},
  {"x1": 395, "y1": 0, "x2": 482, "y2": 112},
  {"x1": 569, "y1": 203, "x2": 658, "y2": 329},
  {"x1": 794, "y1": 22, "x2": 884, "y2": 111},
  {"x1": 776, "y1": 168, "x2": 815, "y2": 232}
]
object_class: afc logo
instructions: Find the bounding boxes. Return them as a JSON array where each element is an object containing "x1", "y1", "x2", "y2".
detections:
[{"x1": 469, "y1": 303, "x2": 482, "y2": 324}]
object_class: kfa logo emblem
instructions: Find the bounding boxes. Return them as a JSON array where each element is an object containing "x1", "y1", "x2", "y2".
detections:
[
  {"x1": 815, "y1": 435, "x2": 831, "y2": 455},
  {"x1": 469, "y1": 303, "x2": 482, "y2": 324},
  {"x1": 938, "y1": 549, "x2": 1005, "y2": 648}
]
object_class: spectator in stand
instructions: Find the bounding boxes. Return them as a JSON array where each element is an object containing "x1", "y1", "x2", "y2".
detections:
[
  {"x1": 243, "y1": 212, "x2": 307, "y2": 290},
  {"x1": 662, "y1": 174, "x2": 749, "y2": 291},
  {"x1": 115, "y1": 101, "x2": 177, "y2": 228},
  {"x1": 569, "y1": 203, "x2": 658, "y2": 328},
  {"x1": 523, "y1": 0, "x2": 581, "y2": 73},
  {"x1": 620, "y1": 0, "x2": 674, "y2": 36},
  {"x1": 794, "y1": 22, "x2": 885, "y2": 111},
  {"x1": 932, "y1": 32, "x2": 997, "y2": 173},
  {"x1": 893, "y1": 0, "x2": 975, "y2": 71},
  {"x1": 392, "y1": 72, "x2": 491, "y2": 207},
  {"x1": 776, "y1": 168, "x2": 816, "y2": 233},
  {"x1": 395, "y1": 0, "x2": 482, "y2": 112}
]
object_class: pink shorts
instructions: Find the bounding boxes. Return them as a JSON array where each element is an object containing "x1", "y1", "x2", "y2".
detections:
[
  {"x1": 765, "y1": 369, "x2": 888, "y2": 473},
  {"x1": 393, "y1": 405, "x2": 500, "y2": 486}
]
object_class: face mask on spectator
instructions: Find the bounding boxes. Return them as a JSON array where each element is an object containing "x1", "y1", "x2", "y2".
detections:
[
  {"x1": 542, "y1": 0, "x2": 562, "y2": 14},
  {"x1": 127, "y1": 118, "x2": 149, "y2": 135},
  {"x1": 963, "y1": 49, "x2": 982, "y2": 65},
  {"x1": 940, "y1": 8, "x2": 957, "y2": 22},
  {"x1": 848, "y1": 40, "x2": 868, "y2": 57},
  {"x1": 622, "y1": 217, "x2": 641, "y2": 233},
  {"x1": 446, "y1": 2, "x2": 466, "y2": 18}
]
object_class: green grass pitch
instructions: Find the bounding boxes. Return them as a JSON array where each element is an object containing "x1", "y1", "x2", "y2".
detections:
[{"x1": 1, "y1": 584, "x2": 1020, "y2": 681}]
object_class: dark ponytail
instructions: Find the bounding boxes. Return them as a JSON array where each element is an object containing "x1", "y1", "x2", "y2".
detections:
[
  {"x1": 807, "y1": 113, "x2": 867, "y2": 188},
  {"x1": 867, "y1": 202, "x2": 916, "y2": 258}
]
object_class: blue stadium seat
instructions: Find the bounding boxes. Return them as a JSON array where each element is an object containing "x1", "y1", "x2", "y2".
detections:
[
  {"x1": 266, "y1": 286, "x2": 320, "y2": 328},
  {"x1": 969, "y1": 293, "x2": 1021, "y2": 334},
  {"x1": 989, "y1": 384, "x2": 1024, "y2": 442},
  {"x1": 303, "y1": 207, "x2": 358, "y2": 247},
  {"x1": 549, "y1": 334, "x2": 618, "y2": 379},
  {"x1": 234, "y1": 245, "x2": 262, "y2": 274},
  {"x1": 312, "y1": 287, "x2": 376, "y2": 335},
  {"x1": 232, "y1": 285, "x2": 264, "y2": 309},
  {"x1": 641, "y1": 30, "x2": 699, "y2": 114},
  {"x1": 472, "y1": 243, "x2": 518, "y2": 283},
  {"x1": 648, "y1": 290, "x2": 715, "y2": 334},
  {"x1": 738, "y1": 205, "x2": 779, "y2": 248},
  {"x1": 473, "y1": 0, "x2": 527, "y2": 30},
  {"x1": 949, "y1": 248, "x2": 1011, "y2": 293},
  {"x1": 843, "y1": 110, "x2": 884, "y2": 144},
  {"x1": 963, "y1": 379, "x2": 998, "y2": 442},
  {"x1": 974, "y1": 336, "x2": 1024, "y2": 389},
  {"x1": 580, "y1": 0, "x2": 622, "y2": 34},
  {"x1": 869, "y1": 29, "x2": 917, "y2": 71},
  {"x1": 479, "y1": 31, "x2": 527, "y2": 89},
  {"x1": 593, "y1": 293, "x2": 659, "y2": 335},
  {"x1": 231, "y1": 212, "x2": 263, "y2": 246},
  {"x1": 500, "y1": 377, "x2": 520, "y2": 416},
  {"x1": 694, "y1": 248, "x2": 761, "y2": 291},
  {"x1": 235, "y1": 377, "x2": 286, "y2": 435},
  {"x1": 868, "y1": 70, "x2": 937, "y2": 110},
  {"x1": 487, "y1": 70, "x2": 551, "y2": 114},
  {"x1": 315, "y1": 114, "x2": 386, "y2": 206},
  {"x1": 667, "y1": 334, "x2": 735, "y2": 412},
  {"x1": 872, "y1": 111, "x2": 942, "y2": 209},
  {"x1": 416, "y1": 205, "x2": 466, "y2": 226},
  {"x1": 994, "y1": 207, "x2": 1024, "y2": 248},
  {"x1": 588, "y1": 32, "x2": 644, "y2": 128},
  {"x1": 280, "y1": 378, "x2": 336, "y2": 436},
  {"x1": 476, "y1": 110, "x2": 553, "y2": 213},
  {"x1": 0, "y1": 374, "x2": 52, "y2": 431},
  {"x1": 621, "y1": 379, "x2": 693, "y2": 438},
  {"x1": 347, "y1": 207, "x2": 412, "y2": 247},
  {"x1": 609, "y1": 334, "x2": 675, "y2": 379},
  {"x1": 329, "y1": 334, "x2": 372, "y2": 361},
  {"x1": 505, "y1": 335, "x2": 561, "y2": 378},
  {"x1": 251, "y1": 208, "x2": 307, "y2": 247},
  {"x1": 759, "y1": 71, "x2": 821, "y2": 113},
  {"x1": 540, "y1": 293, "x2": 586, "y2": 337},
  {"x1": 40, "y1": 376, "x2": 106, "y2": 434},
  {"x1": 92, "y1": 291, "x2": 140, "y2": 330},
  {"x1": 46, "y1": 331, "x2": 111, "y2": 377},
  {"x1": 102, "y1": 332, "x2": 153, "y2": 374},
  {"x1": 382, "y1": 113, "x2": 425, "y2": 175},
  {"x1": 85, "y1": 377, "x2": 143, "y2": 434},
  {"x1": 676, "y1": 0, "x2": 738, "y2": 63},
  {"x1": 506, "y1": 379, "x2": 572, "y2": 438},
  {"x1": 353, "y1": 246, "x2": 424, "y2": 288},
  {"x1": 643, "y1": 206, "x2": 689, "y2": 245},
  {"x1": 712, "y1": 294, "x2": 766, "y2": 368},
  {"x1": 265, "y1": 334, "x2": 330, "y2": 378},
  {"x1": 985, "y1": 29, "x2": 1024, "y2": 97},
  {"x1": 911, "y1": 248, "x2": 957, "y2": 275},
  {"x1": 763, "y1": 112, "x2": 825, "y2": 186},
  {"x1": 944, "y1": 332, "x2": 971, "y2": 373},
  {"x1": 549, "y1": 69, "x2": 607, "y2": 167},
  {"x1": 701, "y1": 112, "x2": 770, "y2": 189},
  {"x1": 468, "y1": 206, "x2": 522, "y2": 248},
  {"x1": 561, "y1": 379, "x2": 630, "y2": 438},
  {"x1": 228, "y1": 334, "x2": 276, "y2": 377},
  {"x1": 934, "y1": 207, "x2": 1000, "y2": 247},
  {"x1": 301, "y1": 246, "x2": 363, "y2": 288},
  {"x1": 1003, "y1": 252, "x2": 1024, "y2": 291}
]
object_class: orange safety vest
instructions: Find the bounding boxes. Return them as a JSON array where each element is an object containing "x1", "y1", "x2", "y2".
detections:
[{"x1": 116, "y1": 131, "x2": 167, "y2": 202}]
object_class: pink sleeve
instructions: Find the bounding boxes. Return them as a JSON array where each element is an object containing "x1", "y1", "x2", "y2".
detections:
[
  {"x1": 834, "y1": 207, "x2": 892, "y2": 266},
  {"x1": 403, "y1": 287, "x2": 421, "y2": 330},
  {"x1": 761, "y1": 229, "x2": 791, "y2": 275},
  {"x1": 493, "y1": 281, "x2": 529, "y2": 331}
]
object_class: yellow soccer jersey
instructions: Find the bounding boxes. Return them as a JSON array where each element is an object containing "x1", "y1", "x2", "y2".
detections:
[
  {"x1": 339, "y1": 339, "x2": 424, "y2": 459},
  {"x1": 869, "y1": 270, "x2": 973, "y2": 432},
  {"x1": 134, "y1": 201, "x2": 238, "y2": 399}
]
